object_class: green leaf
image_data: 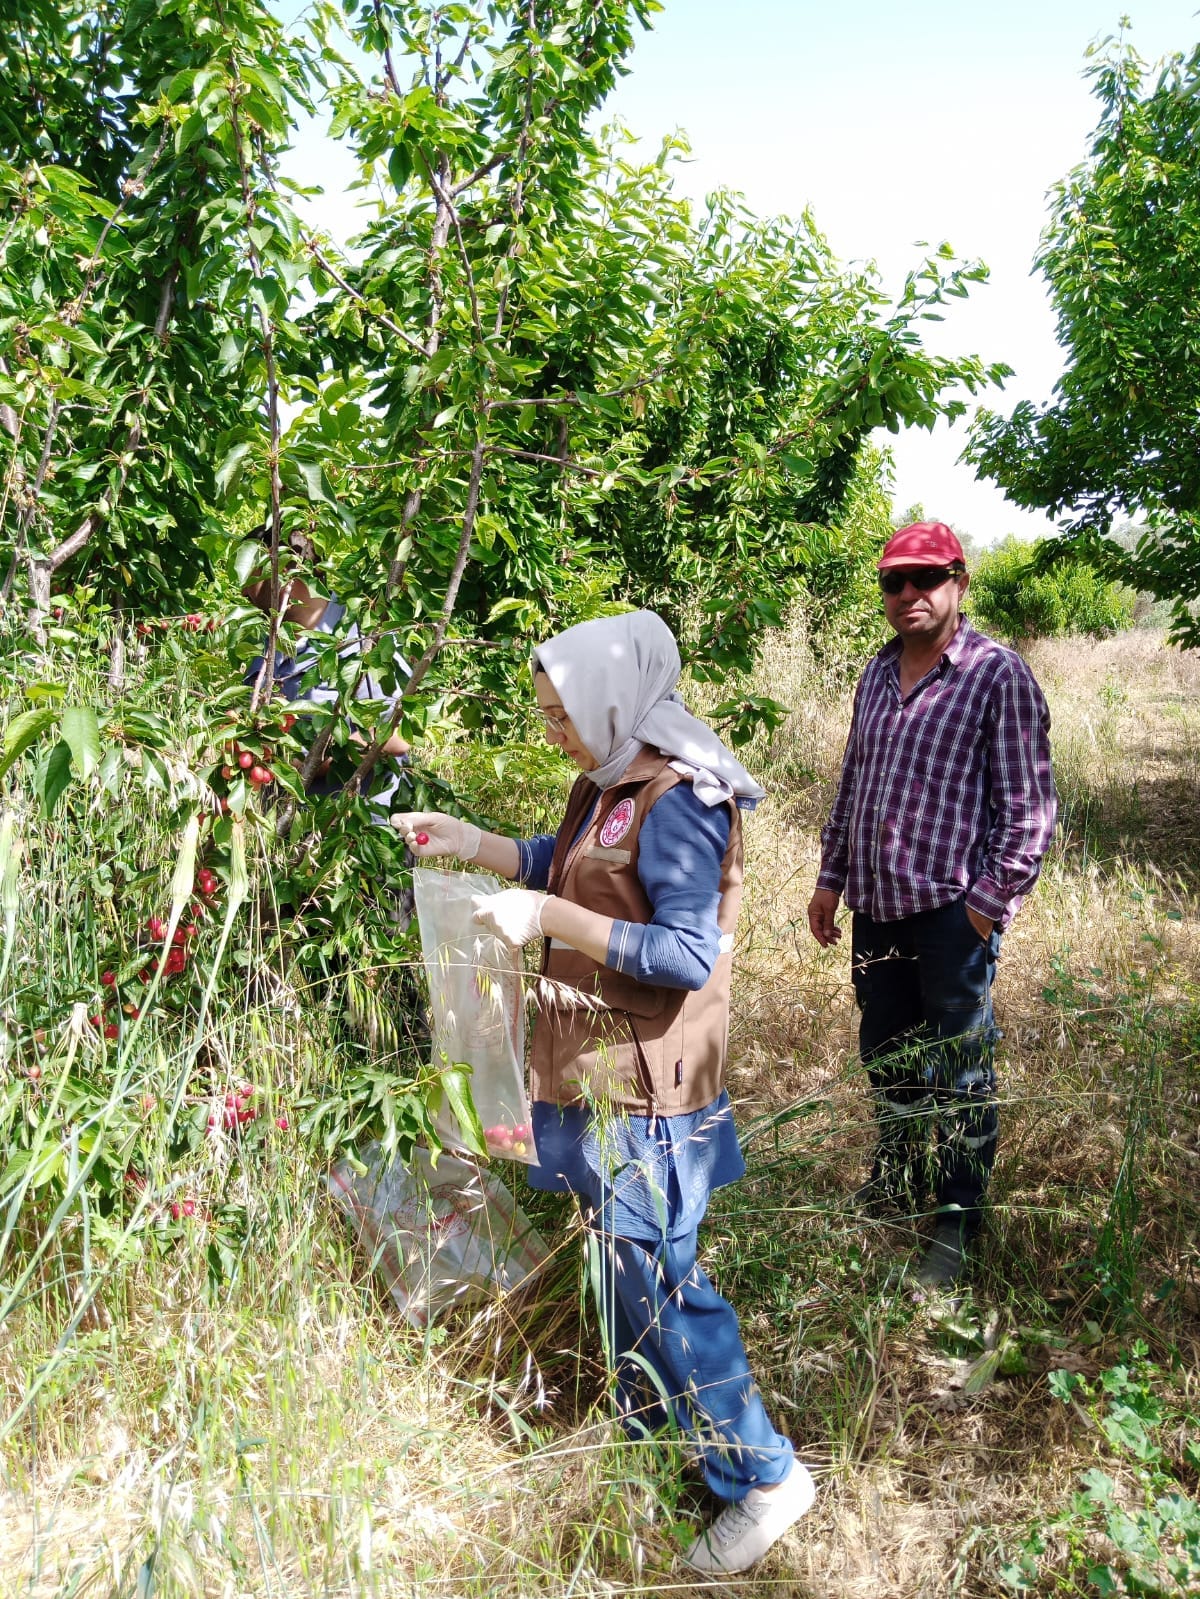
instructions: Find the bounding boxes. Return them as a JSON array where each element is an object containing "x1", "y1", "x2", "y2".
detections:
[
  {"x1": 59, "y1": 706, "x2": 102, "y2": 782},
  {"x1": 0, "y1": 707, "x2": 59, "y2": 781},
  {"x1": 0, "y1": 811, "x2": 19, "y2": 987},
  {"x1": 387, "y1": 142, "x2": 412, "y2": 191},
  {"x1": 168, "y1": 812, "x2": 201, "y2": 930},
  {"x1": 439, "y1": 1065, "x2": 486, "y2": 1157},
  {"x1": 215, "y1": 440, "x2": 254, "y2": 501},
  {"x1": 39, "y1": 741, "x2": 73, "y2": 817},
  {"x1": 297, "y1": 458, "x2": 329, "y2": 504}
]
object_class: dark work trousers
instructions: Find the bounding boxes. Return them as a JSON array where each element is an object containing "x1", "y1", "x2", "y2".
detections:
[{"x1": 851, "y1": 897, "x2": 1000, "y2": 1236}]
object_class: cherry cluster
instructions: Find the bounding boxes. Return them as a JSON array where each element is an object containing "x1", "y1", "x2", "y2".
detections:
[
  {"x1": 209, "y1": 1082, "x2": 259, "y2": 1134},
  {"x1": 135, "y1": 613, "x2": 217, "y2": 636},
  {"x1": 124, "y1": 1169, "x2": 207, "y2": 1224},
  {"x1": 220, "y1": 741, "x2": 276, "y2": 791}
]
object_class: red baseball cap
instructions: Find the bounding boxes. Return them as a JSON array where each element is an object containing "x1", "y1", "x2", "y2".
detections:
[{"x1": 877, "y1": 521, "x2": 966, "y2": 570}]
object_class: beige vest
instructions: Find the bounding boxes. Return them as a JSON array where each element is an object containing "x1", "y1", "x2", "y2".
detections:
[{"x1": 529, "y1": 749, "x2": 744, "y2": 1116}]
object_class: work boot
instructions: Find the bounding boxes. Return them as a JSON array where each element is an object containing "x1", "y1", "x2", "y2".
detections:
[
  {"x1": 852, "y1": 1173, "x2": 913, "y2": 1218},
  {"x1": 912, "y1": 1214, "x2": 970, "y2": 1292},
  {"x1": 851, "y1": 1143, "x2": 923, "y2": 1219}
]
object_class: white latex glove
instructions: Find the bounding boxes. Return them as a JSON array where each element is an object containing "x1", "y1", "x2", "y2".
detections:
[
  {"x1": 471, "y1": 889, "x2": 547, "y2": 948},
  {"x1": 390, "y1": 810, "x2": 481, "y2": 861}
]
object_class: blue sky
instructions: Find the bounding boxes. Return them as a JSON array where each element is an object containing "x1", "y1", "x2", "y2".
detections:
[{"x1": 282, "y1": 0, "x2": 1200, "y2": 543}]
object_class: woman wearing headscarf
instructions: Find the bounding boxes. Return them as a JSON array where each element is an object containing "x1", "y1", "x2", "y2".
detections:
[{"x1": 392, "y1": 611, "x2": 815, "y2": 1573}]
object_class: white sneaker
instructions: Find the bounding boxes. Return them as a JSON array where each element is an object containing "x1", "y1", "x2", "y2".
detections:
[{"x1": 682, "y1": 1459, "x2": 816, "y2": 1574}]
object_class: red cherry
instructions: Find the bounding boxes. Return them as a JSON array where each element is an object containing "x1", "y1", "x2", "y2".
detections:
[
  {"x1": 250, "y1": 765, "x2": 269, "y2": 785},
  {"x1": 89, "y1": 1014, "x2": 103, "y2": 1028},
  {"x1": 416, "y1": 832, "x2": 430, "y2": 846},
  {"x1": 181, "y1": 1199, "x2": 196, "y2": 1217},
  {"x1": 101, "y1": 970, "x2": 116, "y2": 987},
  {"x1": 104, "y1": 1022, "x2": 119, "y2": 1040},
  {"x1": 172, "y1": 928, "x2": 186, "y2": 946},
  {"x1": 221, "y1": 765, "x2": 234, "y2": 780},
  {"x1": 281, "y1": 714, "x2": 296, "y2": 732},
  {"x1": 238, "y1": 751, "x2": 254, "y2": 770},
  {"x1": 27, "y1": 1063, "x2": 41, "y2": 1081},
  {"x1": 276, "y1": 1115, "x2": 289, "y2": 1130},
  {"x1": 147, "y1": 916, "x2": 167, "y2": 940}
]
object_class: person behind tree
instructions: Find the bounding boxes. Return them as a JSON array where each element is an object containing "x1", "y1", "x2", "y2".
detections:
[
  {"x1": 807, "y1": 521, "x2": 1057, "y2": 1291},
  {"x1": 241, "y1": 526, "x2": 410, "y2": 817},
  {"x1": 392, "y1": 610, "x2": 816, "y2": 1575}
]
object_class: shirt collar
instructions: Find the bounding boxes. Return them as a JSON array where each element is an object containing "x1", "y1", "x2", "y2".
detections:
[{"x1": 881, "y1": 615, "x2": 973, "y2": 678}]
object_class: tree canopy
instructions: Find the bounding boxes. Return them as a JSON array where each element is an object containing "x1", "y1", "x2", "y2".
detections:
[
  {"x1": 967, "y1": 33, "x2": 1200, "y2": 645},
  {"x1": 1, "y1": 0, "x2": 1007, "y2": 736}
]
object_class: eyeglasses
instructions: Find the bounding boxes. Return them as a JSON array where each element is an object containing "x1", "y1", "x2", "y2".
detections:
[
  {"x1": 537, "y1": 709, "x2": 570, "y2": 735},
  {"x1": 878, "y1": 566, "x2": 962, "y2": 597}
]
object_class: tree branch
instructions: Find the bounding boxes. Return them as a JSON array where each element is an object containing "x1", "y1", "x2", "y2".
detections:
[
  {"x1": 345, "y1": 437, "x2": 487, "y2": 795},
  {"x1": 372, "y1": 0, "x2": 403, "y2": 98},
  {"x1": 485, "y1": 364, "x2": 670, "y2": 408},
  {"x1": 304, "y1": 236, "x2": 428, "y2": 357}
]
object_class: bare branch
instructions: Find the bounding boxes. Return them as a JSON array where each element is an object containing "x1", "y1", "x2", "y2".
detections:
[
  {"x1": 227, "y1": 80, "x2": 287, "y2": 712},
  {"x1": 385, "y1": 483, "x2": 422, "y2": 600},
  {"x1": 450, "y1": 147, "x2": 510, "y2": 197},
  {"x1": 345, "y1": 443, "x2": 603, "y2": 478},
  {"x1": 372, "y1": 0, "x2": 403, "y2": 98},
  {"x1": 494, "y1": 1, "x2": 537, "y2": 337},
  {"x1": 154, "y1": 262, "x2": 179, "y2": 340},
  {"x1": 304, "y1": 236, "x2": 429, "y2": 357},
  {"x1": 486, "y1": 364, "x2": 670, "y2": 409},
  {"x1": 345, "y1": 437, "x2": 487, "y2": 795}
]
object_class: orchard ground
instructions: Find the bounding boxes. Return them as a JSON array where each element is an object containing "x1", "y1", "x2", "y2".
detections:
[{"x1": 2, "y1": 620, "x2": 1199, "y2": 1598}]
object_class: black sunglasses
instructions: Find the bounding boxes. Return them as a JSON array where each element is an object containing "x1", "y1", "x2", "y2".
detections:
[{"x1": 878, "y1": 566, "x2": 962, "y2": 596}]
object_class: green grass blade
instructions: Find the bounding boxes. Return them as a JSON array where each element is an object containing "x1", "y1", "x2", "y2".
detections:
[{"x1": 0, "y1": 809, "x2": 18, "y2": 987}]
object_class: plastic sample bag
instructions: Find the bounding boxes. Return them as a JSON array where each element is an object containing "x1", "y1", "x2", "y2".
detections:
[
  {"x1": 328, "y1": 1141, "x2": 548, "y2": 1328},
  {"x1": 413, "y1": 866, "x2": 534, "y2": 1162}
]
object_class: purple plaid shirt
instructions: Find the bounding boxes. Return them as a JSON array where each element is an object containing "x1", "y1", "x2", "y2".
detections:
[{"x1": 816, "y1": 618, "x2": 1056, "y2": 928}]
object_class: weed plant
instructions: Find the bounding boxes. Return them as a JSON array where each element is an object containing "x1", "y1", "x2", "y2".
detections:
[{"x1": 3, "y1": 610, "x2": 1200, "y2": 1596}]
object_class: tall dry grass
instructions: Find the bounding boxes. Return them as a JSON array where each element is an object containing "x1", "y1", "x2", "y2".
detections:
[{"x1": 3, "y1": 618, "x2": 1199, "y2": 1597}]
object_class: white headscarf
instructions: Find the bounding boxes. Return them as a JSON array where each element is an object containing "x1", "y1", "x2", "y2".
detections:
[{"x1": 532, "y1": 611, "x2": 766, "y2": 808}]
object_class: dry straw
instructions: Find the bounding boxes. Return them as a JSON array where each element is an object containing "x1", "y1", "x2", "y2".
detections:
[{"x1": 3, "y1": 617, "x2": 1199, "y2": 1597}]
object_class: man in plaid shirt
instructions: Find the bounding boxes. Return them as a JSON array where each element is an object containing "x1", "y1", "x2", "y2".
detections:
[{"x1": 808, "y1": 522, "x2": 1057, "y2": 1291}]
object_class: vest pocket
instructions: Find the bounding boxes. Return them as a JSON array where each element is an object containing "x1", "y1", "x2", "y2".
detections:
[{"x1": 545, "y1": 948, "x2": 667, "y2": 1020}]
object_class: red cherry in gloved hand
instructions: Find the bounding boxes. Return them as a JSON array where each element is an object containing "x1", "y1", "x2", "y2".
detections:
[{"x1": 416, "y1": 832, "x2": 430, "y2": 846}]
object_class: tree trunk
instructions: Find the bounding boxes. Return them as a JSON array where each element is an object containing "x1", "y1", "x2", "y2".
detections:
[{"x1": 27, "y1": 556, "x2": 51, "y2": 645}]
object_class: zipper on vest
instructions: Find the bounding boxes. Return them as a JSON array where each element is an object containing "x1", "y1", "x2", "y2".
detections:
[{"x1": 627, "y1": 1016, "x2": 659, "y2": 1131}]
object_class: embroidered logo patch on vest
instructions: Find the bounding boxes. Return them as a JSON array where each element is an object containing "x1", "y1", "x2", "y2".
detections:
[{"x1": 599, "y1": 797, "x2": 635, "y2": 847}]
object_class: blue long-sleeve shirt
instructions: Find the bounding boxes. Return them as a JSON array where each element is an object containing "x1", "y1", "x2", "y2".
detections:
[{"x1": 515, "y1": 781, "x2": 731, "y2": 990}]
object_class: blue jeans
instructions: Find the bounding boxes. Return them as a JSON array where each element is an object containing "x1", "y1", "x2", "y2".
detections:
[
  {"x1": 851, "y1": 897, "x2": 1000, "y2": 1235},
  {"x1": 589, "y1": 1220, "x2": 795, "y2": 1502}
]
